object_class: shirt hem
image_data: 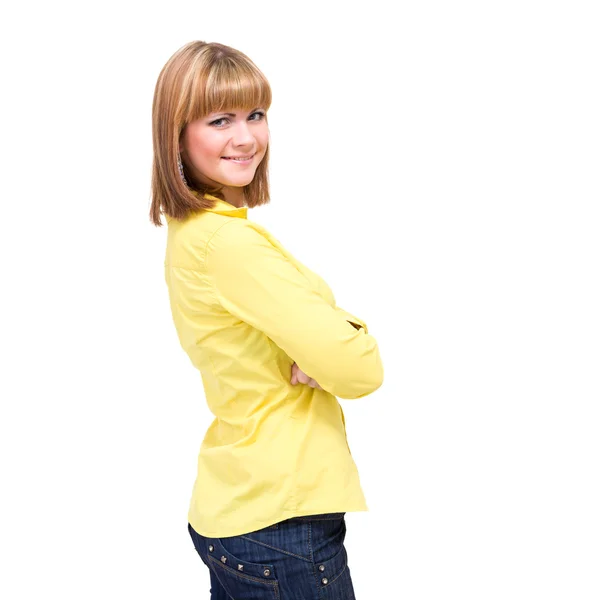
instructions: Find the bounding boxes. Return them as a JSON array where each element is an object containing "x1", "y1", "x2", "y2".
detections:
[{"x1": 188, "y1": 504, "x2": 369, "y2": 538}]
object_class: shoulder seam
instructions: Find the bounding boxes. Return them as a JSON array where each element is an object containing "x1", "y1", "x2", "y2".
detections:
[{"x1": 204, "y1": 218, "x2": 249, "y2": 271}]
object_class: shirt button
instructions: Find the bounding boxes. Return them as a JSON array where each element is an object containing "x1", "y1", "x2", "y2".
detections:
[
  {"x1": 322, "y1": 577, "x2": 329, "y2": 585},
  {"x1": 208, "y1": 545, "x2": 214, "y2": 552},
  {"x1": 263, "y1": 568, "x2": 271, "y2": 577},
  {"x1": 318, "y1": 565, "x2": 325, "y2": 572},
  {"x1": 220, "y1": 556, "x2": 227, "y2": 563}
]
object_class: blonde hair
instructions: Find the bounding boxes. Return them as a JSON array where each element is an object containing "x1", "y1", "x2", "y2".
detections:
[{"x1": 149, "y1": 41, "x2": 272, "y2": 227}]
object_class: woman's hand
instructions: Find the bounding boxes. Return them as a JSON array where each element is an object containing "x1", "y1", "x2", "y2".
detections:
[{"x1": 290, "y1": 362, "x2": 323, "y2": 390}]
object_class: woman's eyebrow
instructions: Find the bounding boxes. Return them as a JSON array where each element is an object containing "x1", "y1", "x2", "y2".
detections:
[{"x1": 211, "y1": 108, "x2": 261, "y2": 117}]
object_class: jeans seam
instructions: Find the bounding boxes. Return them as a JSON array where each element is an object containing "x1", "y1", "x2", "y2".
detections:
[
  {"x1": 307, "y1": 522, "x2": 324, "y2": 598},
  {"x1": 325, "y1": 559, "x2": 348, "y2": 587},
  {"x1": 239, "y1": 535, "x2": 311, "y2": 562}
]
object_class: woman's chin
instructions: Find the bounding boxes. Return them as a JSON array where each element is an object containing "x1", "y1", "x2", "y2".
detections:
[{"x1": 218, "y1": 175, "x2": 256, "y2": 187}]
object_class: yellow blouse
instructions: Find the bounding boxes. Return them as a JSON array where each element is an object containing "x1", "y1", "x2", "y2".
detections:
[{"x1": 164, "y1": 194, "x2": 384, "y2": 537}]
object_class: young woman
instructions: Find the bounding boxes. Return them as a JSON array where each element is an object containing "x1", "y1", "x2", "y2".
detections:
[{"x1": 149, "y1": 40, "x2": 384, "y2": 599}]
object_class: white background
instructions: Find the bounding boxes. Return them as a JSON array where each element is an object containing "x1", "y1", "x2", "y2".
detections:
[{"x1": 1, "y1": 1, "x2": 599, "y2": 598}]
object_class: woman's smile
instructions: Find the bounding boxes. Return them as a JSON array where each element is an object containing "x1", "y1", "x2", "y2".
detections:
[{"x1": 221, "y1": 154, "x2": 255, "y2": 164}]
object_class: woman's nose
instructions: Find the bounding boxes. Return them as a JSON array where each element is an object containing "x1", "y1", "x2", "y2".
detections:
[{"x1": 231, "y1": 121, "x2": 255, "y2": 146}]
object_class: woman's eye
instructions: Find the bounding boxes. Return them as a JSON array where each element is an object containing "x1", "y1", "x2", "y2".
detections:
[{"x1": 209, "y1": 112, "x2": 265, "y2": 127}]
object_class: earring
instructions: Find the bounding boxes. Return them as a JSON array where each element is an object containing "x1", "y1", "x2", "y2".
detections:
[{"x1": 177, "y1": 153, "x2": 188, "y2": 185}]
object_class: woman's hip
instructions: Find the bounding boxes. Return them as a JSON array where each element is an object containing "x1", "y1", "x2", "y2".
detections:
[{"x1": 187, "y1": 512, "x2": 356, "y2": 599}]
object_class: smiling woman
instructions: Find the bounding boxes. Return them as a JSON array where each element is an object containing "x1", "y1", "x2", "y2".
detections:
[
  {"x1": 149, "y1": 41, "x2": 272, "y2": 225},
  {"x1": 150, "y1": 40, "x2": 383, "y2": 600},
  {"x1": 179, "y1": 106, "x2": 269, "y2": 208}
]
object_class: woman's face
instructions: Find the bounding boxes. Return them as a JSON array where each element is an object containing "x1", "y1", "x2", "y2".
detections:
[{"x1": 180, "y1": 107, "x2": 269, "y2": 206}]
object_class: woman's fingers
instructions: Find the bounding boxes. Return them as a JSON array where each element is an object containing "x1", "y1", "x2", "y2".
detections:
[
  {"x1": 291, "y1": 362, "x2": 301, "y2": 385},
  {"x1": 291, "y1": 362, "x2": 322, "y2": 389},
  {"x1": 291, "y1": 362, "x2": 310, "y2": 385},
  {"x1": 290, "y1": 362, "x2": 298, "y2": 385},
  {"x1": 296, "y1": 369, "x2": 311, "y2": 385}
]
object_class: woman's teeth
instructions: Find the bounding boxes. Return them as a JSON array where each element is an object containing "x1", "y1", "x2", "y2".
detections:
[{"x1": 222, "y1": 155, "x2": 253, "y2": 161}]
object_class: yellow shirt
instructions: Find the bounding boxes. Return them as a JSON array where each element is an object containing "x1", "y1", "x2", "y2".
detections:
[{"x1": 164, "y1": 194, "x2": 384, "y2": 537}]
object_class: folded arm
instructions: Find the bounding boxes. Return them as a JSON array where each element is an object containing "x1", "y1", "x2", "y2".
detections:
[{"x1": 206, "y1": 221, "x2": 383, "y2": 399}]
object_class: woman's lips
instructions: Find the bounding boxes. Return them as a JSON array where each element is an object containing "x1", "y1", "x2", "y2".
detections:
[{"x1": 221, "y1": 154, "x2": 255, "y2": 165}]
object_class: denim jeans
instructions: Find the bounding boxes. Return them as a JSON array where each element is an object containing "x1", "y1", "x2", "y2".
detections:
[{"x1": 187, "y1": 512, "x2": 356, "y2": 599}]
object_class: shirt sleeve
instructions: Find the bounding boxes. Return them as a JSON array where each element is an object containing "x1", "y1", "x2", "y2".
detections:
[{"x1": 205, "y1": 221, "x2": 384, "y2": 399}]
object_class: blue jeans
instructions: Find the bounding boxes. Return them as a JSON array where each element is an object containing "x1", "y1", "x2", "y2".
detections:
[{"x1": 187, "y1": 512, "x2": 356, "y2": 599}]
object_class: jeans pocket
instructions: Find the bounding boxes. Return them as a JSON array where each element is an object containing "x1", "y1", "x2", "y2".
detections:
[{"x1": 206, "y1": 536, "x2": 281, "y2": 600}]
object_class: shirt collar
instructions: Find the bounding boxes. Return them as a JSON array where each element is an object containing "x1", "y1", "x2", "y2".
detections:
[{"x1": 198, "y1": 192, "x2": 248, "y2": 219}]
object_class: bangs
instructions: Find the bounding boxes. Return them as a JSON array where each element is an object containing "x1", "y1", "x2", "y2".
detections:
[{"x1": 184, "y1": 57, "x2": 272, "y2": 123}]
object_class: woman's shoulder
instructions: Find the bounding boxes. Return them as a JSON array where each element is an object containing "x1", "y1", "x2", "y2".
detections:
[{"x1": 207, "y1": 217, "x2": 284, "y2": 253}]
